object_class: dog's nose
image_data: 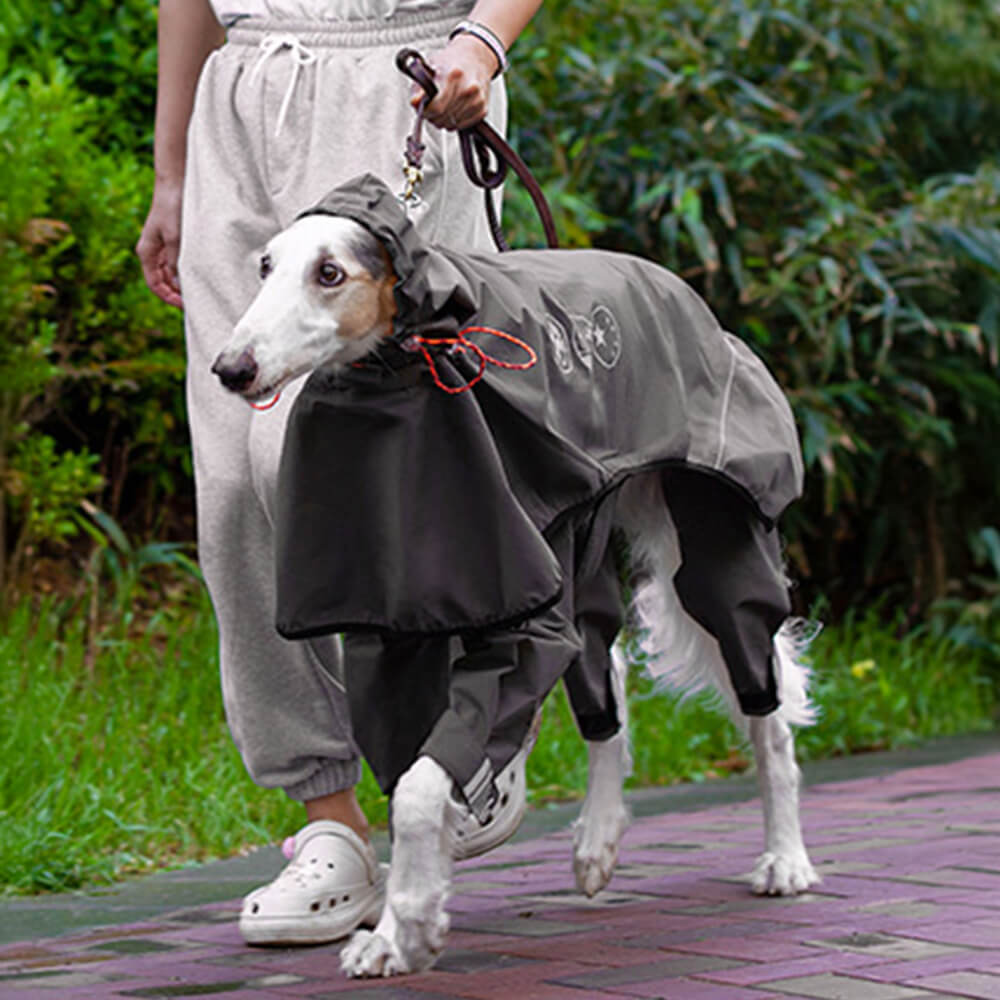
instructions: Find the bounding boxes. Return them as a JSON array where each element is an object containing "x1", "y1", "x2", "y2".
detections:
[{"x1": 211, "y1": 349, "x2": 258, "y2": 393}]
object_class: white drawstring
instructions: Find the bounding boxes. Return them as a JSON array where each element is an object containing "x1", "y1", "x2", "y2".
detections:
[{"x1": 249, "y1": 33, "x2": 318, "y2": 138}]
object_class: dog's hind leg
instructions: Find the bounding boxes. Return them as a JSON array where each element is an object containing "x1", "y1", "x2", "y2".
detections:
[
  {"x1": 749, "y1": 711, "x2": 819, "y2": 895},
  {"x1": 341, "y1": 756, "x2": 452, "y2": 977},
  {"x1": 572, "y1": 642, "x2": 632, "y2": 897},
  {"x1": 748, "y1": 627, "x2": 819, "y2": 895}
]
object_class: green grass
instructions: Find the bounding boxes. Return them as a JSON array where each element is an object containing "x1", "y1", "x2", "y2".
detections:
[{"x1": 1, "y1": 589, "x2": 995, "y2": 895}]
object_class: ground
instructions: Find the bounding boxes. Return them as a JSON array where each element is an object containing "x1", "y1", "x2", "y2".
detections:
[{"x1": 2, "y1": 732, "x2": 1000, "y2": 999}]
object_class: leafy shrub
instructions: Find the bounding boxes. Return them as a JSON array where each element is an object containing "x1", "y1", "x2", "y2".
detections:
[
  {"x1": 0, "y1": 0, "x2": 158, "y2": 152},
  {"x1": 508, "y1": 0, "x2": 1000, "y2": 615},
  {"x1": 0, "y1": 65, "x2": 184, "y2": 592}
]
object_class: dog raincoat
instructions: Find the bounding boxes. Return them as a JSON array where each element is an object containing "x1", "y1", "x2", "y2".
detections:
[{"x1": 274, "y1": 174, "x2": 804, "y2": 644}]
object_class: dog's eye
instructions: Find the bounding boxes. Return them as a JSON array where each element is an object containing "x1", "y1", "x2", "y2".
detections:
[
  {"x1": 259, "y1": 254, "x2": 273, "y2": 280},
  {"x1": 317, "y1": 259, "x2": 345, "y2": 288}
]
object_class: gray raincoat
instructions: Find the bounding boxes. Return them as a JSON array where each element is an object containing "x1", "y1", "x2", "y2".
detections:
[{"x1": 275, "y1": 173, "x2": 803, "y2": 643}]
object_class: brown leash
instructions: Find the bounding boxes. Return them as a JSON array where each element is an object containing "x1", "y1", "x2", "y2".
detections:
[{"x1": 395, "y1": 48, "x2": 559, "y2": 251}]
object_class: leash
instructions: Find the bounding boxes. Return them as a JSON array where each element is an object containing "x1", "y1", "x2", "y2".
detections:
[{"x1": 395, "y1": 48, "x2": 559, "y2": 252}]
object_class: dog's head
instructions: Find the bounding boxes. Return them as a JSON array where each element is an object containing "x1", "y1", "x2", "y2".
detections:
[{"x1": 211, "y1": 214, "x2": 397, "y2": 402}]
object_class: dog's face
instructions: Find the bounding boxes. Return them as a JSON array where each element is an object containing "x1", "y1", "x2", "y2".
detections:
[{"x1": 212, "y1": 215, "x2": 396, "y2": 402}]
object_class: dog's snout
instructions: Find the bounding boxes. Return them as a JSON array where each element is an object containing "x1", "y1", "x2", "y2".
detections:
[{"x1": 212, "y1": 349, "x2": 258, "y2": 393}]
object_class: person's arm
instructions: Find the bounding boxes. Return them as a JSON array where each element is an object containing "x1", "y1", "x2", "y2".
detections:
[
  {"x1": 419, "y1": 0, "x2": 543, "y2": 130},
  {"x1": 136, "y1": 0, "x2": 225, "y2": 308}
]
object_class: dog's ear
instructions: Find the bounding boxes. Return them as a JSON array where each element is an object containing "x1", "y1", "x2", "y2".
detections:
[{"x1": 349, "y1": 227, "x2": 393, "y2": 283}]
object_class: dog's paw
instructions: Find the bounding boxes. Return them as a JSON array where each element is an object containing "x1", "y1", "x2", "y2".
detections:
[
  {"x1": 749, "y1": 850, "x2": 820, "y2": 896},
  {"x1": 341, "y1": 928, "x2": 412, "y2": 978},
  {"x1": 340, "y1": 903, "x2": 446, "y2": 978},
  {"x1": 572, "y1": 804, "x2": 629, "y2": 898}
]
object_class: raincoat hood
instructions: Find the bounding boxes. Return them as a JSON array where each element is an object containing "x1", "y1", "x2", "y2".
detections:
[{"x1": 298, "y1": 172, "x2": 476, "y2": 340}]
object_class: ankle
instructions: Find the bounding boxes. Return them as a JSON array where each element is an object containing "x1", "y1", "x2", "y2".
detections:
[{"x1": 304, "y1": 789, "x2": 370, "y2": 842}]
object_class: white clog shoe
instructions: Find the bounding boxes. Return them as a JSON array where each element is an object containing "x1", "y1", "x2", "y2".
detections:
[{"x1": 240, "y1": 820, "x2": 386, "y2": 945}]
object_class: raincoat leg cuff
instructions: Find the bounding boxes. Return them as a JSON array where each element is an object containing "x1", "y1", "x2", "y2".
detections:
[{"x1": 737, "y1": 690, "x2": 781, "y2": 717}]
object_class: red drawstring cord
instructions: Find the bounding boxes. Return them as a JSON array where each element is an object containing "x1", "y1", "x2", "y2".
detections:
[
  {"x1": 402, "y1": 325, "x2": 537, "y2": 395},
  {"x1": 251, "y1": 393, "x2": 282, "y2": 411}
]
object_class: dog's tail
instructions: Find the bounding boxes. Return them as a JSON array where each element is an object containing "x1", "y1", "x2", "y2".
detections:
[{"x1": 618, "y1": 472, "x2": 818, "y2": 731}]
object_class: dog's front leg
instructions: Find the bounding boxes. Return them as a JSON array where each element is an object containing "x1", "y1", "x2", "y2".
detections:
[
  {"x1": 572, "y1": 645, "x2": 632, "y2": 897},
  {"x1": 748, "y1": 713, "x2": 819, "y2": 895},
  {"x1": 340, "y1": 756, "x2": 452, "y2": 977}
]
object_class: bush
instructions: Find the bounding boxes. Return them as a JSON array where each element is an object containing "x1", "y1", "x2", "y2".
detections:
[
  {"x1": 0, "y1": 64, "x2": 185, "y2": 593},
  {"x1": 0, "y1": 0, "x2": 158, "y2": 153},
  {"x1": 507, "y1": 0, "x2": 1000, "y2": 616}
]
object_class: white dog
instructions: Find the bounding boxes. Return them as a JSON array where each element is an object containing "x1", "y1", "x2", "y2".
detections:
[{"x1": 213, "y1": 200, "x2": 820, "y2": 978}]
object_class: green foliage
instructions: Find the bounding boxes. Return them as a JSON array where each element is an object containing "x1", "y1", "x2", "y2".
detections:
[
  {"x1": 0, "y1": 588, "x2": 382, "y2": 895},
  {"x1": 508, "y1": 0, "x2": 1000, "y2": 613},
  {"x1": 0, "y1": 0, "x2": 158, "y2": 152},
  {"x1": 928, "y1": 526, "x2": 1000, "y2": 661},
  {"x1": 0, "y1": 62, "x2": 184, "y2": 592},
  {"x1": 6, "y1": 434, "x2": 102, "y2": 544}
]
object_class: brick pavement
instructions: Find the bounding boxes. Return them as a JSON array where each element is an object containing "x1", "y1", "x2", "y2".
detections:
[{"x1": 2, "y1": 746, "x2": 1000, "y2": 998}]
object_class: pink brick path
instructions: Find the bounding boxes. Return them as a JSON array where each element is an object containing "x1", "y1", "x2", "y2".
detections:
[{"x1": 2, "y1": 748, "x2": 1000, "y2": 998}]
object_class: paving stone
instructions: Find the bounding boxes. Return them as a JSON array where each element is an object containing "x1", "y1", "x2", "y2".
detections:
[
  {"x1": 904, "y1": 921, "x2": 1000, "y2": 949},
  {"x1": 855, "y1": 950, "x2": 1000, "y2": 983},
  {"x1": 662, "y1": 934, "x2": 821, "y2": 963},
  {"x1": 757, "y1": 971, "x2": 933, "y2": 998},
  {"x1": 853, "y1": 901, "x2": 942, "y2": 920},
  {"x1": 2, "y1": 970, "x2": 131, "y2": 990},
  {"x1": 613, "y1": 975, "x2": 786, "y2": 998},
  {"x1": 91, "y1": 938, "x2": 187, "y2": 955},
  {"x1": 893, "y1": 870, "x2": 1000, "y2": 891},
  {"x1": 431, "y1": 949, "x2": 540, "y2": 974},
  {"x1": 452, "y1": 916, "x2": 592, "y2": 937},
  {"x1": 906, "y1": 971, "x2": 1000, "y2": 999},
  {"x1": 806, "y1": 931, "x2": 964, "y2": 961},
  {"x1": 548, "y1": 953, "x2": 743, "y2": 988},
  {"x1": 695, "y1": 950, "x2": 882, "y2": 987},
  {"x1": 297, "y1": 990, "x2": 471, "y2": 1000}
]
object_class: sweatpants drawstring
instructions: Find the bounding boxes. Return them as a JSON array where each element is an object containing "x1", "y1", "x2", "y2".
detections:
[{"x1": 249, "y1": 33, "x2": 318, "y2": 137}]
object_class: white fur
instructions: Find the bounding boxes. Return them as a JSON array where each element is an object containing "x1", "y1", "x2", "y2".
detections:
[
  {"x1": 573, "y1": 643, "x2": 632, "y2": 897},
  {"x1": 217, "y1": 215, "x2": 821, "y2": 978},
  {"x1": 340, "y1": 756, "x2": 452, "y2": 977}
]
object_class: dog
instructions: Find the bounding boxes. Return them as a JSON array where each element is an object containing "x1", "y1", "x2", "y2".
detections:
[{"x1": 212, "y1": 176, "x2": 820, "y2": 978}]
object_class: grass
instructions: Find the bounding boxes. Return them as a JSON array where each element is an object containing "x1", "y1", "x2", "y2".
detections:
[{"x1": 1, "y1": 585, "x2": 996, "y2": 896}]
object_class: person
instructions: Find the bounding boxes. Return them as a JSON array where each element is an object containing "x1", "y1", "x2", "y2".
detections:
[{"x1": 136, "y1": 0, "x2": 543, "y2": 946}]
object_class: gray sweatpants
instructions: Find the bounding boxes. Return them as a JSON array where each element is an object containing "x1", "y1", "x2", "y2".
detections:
[{"x1": 177, "y1": 3, "x2": 504, "y2": 801}]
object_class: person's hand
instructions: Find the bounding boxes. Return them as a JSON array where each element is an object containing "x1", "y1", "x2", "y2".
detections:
[
  {"x1": 412, "y1": 32, "x2": 498, "y2": 131},
  {"x1": 136, "y1": 178, "x2": 184, "y2": 309}
]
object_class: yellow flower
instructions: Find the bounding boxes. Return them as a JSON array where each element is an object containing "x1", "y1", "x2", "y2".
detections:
[{"x1": 850, "y1": 659, "x2": 876, "y2": 679}]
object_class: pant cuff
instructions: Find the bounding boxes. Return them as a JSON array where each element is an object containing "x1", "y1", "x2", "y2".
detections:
[{"x1": 283, "y1": 756, "x2": 362, "y2": 802}]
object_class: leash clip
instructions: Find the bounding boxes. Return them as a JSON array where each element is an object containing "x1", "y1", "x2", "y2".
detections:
[{"x1": 398, "y1": 160, "x2": 424, "y2": 209}]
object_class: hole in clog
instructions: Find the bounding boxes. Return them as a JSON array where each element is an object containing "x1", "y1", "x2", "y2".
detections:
[{"x1": 310, "y1": 901, "x2": 320, "y2": 912}]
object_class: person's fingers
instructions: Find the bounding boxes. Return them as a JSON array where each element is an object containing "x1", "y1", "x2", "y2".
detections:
[
  {"x1": 136, "y1": 231, "x2": 183, "y2": 309},
  {"x1": 424, "y1": 66, "x2": 489, "y2": 130}
]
